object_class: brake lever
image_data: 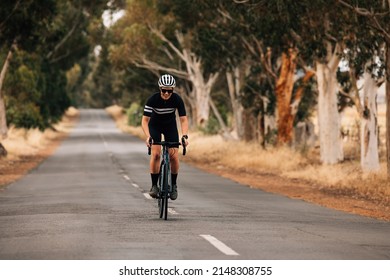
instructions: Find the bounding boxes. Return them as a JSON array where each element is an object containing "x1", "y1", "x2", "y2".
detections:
[
  {"x1": 181, "y1": 137, "x2": 186, "y2": 156},
  {"x1": 147, "y1": 137, "x2": 152, "y2": 155}
]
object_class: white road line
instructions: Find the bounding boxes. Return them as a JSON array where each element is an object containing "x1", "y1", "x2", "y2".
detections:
[
  {"x1": 200, "y1": 235, "x2": 239, "y2": 256},
  {"x1": 123, "y1": 175, "x2": 130, "y2": 181},
  {"x1": 143, "y1": 193, "x2": 153, "y2": 200},
  {"x1": 99, "y1": 133, "x2": 109, "y2": 150},
  {"x1": 131, "y1": 183, "x2": 140, "y2": 188},
  {"x1": 168, "y1": 208, "x2": 178, "y2": 215}
]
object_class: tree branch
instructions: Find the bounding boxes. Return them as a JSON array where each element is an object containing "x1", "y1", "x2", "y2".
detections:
[
  {"x1": 337, "y1": 0, "x2": 390, "y2": 41},
  {"x1": 46, "y1": 12, "x2": 81, "y2": 60},
  {"x1": 0, "y1": 0, "x2": 22, "y2": 30},
  {"x1": 133, "y1": 57, "x2": 188, "y2": 79},
  {"x1": 148, "y1": 25, "x2": 187, "y2": 62}
]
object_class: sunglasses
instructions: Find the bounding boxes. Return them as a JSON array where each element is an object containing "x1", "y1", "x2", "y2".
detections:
[{"x1": 161, "y1": 89, "x2": 173, "y2": 94}]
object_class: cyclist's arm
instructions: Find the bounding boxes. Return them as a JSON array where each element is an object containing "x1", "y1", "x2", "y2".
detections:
[
  {"x1": 179, "y1": 116, "x2": 189, "y2": 145},
  {"x1": 141, "y1": 116, "x2": 152, "y2": 146}
]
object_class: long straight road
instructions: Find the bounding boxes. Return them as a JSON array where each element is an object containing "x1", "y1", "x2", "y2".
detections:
[{"x1": 0, "y1": 109, "x2": 389, "y2": 260}]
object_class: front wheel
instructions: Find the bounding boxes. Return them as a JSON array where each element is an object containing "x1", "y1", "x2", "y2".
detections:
[
  {"x1": 159, "y1": 163, "x2": 169, "y2": 220},
  {"x1": 158, "y1": 196, "x2": 164, "y2": 219}
]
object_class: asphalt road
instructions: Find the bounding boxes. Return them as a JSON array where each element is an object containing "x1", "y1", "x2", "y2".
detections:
[{"x1": 0, "y1": 109, "x2": 389, "y2": 260}]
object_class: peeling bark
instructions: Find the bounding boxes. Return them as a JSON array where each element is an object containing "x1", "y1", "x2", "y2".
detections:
[
  {"x1": 361, "y1": 68, "x2": 380, "y2": 172},
  {"x1": 386, "y1": 43, "x2": 390, "y2": 177},
  {"x1": 316, "y1": 49, "x2": 344, "y2": 164},
  {"x1": 146, "y1": 28, "x2": 220, "y2": 127},
  {"x1": 226, "y1": 67, "x2": 245, "y2": 139},
  {"x1": 0, "y1": 45, "x2": 14, "y2": 140},
  {"x1": 275, "y1": 49, "x2": 297, "y2": 145}
]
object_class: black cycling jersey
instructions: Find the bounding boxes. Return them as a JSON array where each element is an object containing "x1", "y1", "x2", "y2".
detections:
[{"x1": 143, "y1": 92, "x2": 186, "y2": 126}]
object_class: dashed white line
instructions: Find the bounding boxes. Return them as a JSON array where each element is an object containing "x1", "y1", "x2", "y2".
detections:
[
  {"x1": 143, "y1": 193, "x2": 153, "y2": 200},
  {"x1": 123, "y1": 175, "x2": 130, "y2": 181},
  {"x1": 168, "y1": 208, "x2": 178, "y2": 215},
  {"x1": 200, "y1": 234, "x2": 239, "y2": 256}
]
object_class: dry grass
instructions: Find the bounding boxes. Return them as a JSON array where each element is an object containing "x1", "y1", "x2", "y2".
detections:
[
  {"x1": 106, "y1": 105, "x2": 390, "y2": 213},
  {"x1": 106, "y1": 105, "x2": 145, "y2": 139},
  {"x1": 1, "y1": 107, "x2": 78, "y2": 160},
  {"x1": 0, "y1": 107, "x2": 79, "y2": 188},
  {"x1": 188, "y1": 132, "x2": 389, "y2": 210},
  {"x1": 188, "y1": 132, "x2": 309, "y2": 172}
]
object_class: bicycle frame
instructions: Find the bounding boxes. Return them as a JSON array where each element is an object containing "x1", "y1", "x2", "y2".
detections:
[{"x1": 148, "y1": 140, "x2": 186, "y2": 220}]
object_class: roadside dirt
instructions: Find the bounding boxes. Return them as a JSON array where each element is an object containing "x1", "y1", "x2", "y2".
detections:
[
  {"x1": 0, "y1": 114, "x2": 78, "y2": 190},
  {"x1": 1, "y1": 112, "x2": 389, "y2": 221},
  {"x1": 185, "y1": 158, "x2": 390, "y2": 222}
]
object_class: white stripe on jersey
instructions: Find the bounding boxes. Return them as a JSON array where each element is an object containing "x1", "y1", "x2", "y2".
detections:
[
  {"x1": 153, "y1": 108, "x2": 175, "y2": 114},
  {"x1": 144, "y1": 105, "x2": 153, "y2": 114},
  {"x1": 144, "y1": 106, "x2": 176, "y2": 114}
]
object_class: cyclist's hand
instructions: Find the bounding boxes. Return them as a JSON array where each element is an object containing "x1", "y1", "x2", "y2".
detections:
[
  {"x1": 146, "y1": 136, "x2": 153, "y2": 147},
  {"x1": 181, "y1": 136, "x2": 189, "y2": 147}
]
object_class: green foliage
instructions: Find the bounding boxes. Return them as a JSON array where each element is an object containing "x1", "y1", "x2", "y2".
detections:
[
  {"x1": 199, "y1": 116, "x2": 220, "y2": 135},
  {"x1": 126, "y1": 102, "x2": 143, "y2": 126},
  {"x1": 6, "y1": 102, "x2": 45, "y2": 130},
  {"x1": 294, "y1": 77, "x2": 318, "y2": 125},
  {"x1": 40, "y1": 61, "x2": 71, "y2": 125},
  {"x1": 0, "y1": 0, "x2": 57, "y2": 50},
  {"x1": 0, "y1": 0, "x2": 113, "y2": 129},
  {"x1": 4, "y1": 50, "x2": 45, "y2": 129}
]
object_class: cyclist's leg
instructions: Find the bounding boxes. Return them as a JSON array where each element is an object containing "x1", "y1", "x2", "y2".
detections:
[
  {"x1": 163, "y1": 125, "x2": 179, "y2": 200},
  {"x1": 149, "y1": 124, "x2": 162, "y2": 174},
  {"x1": 163, "y1": 124, "x2": 179, "y2": 174},
  {"x1": 149, "y1": 125, "x2": 161, "y2": 197}
]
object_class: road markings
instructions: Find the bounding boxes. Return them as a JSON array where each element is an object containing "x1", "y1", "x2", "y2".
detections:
[
  {"x1": 131, "y1": 183, "x2": 140, "y2": 189},
  {"x1": 143, "y1": 193, "x2": 153, "y2": 200},
  {"x1": 123, "y1": 175, "x2": 130, "y2": 181},
  {"x1": 200, "y1": 234, "x2": 239, "y2": 256},
  {"x1": 168, "y1": 208, "x2": 178, "y2": 215}
]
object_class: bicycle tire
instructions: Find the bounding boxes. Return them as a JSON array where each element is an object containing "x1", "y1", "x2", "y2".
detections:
[
  {"x1": 162, "y1": 162, "x2": 169, "y2": 220},
  {"x1": 159, "y1": 196, "x2": 165, "y2": 219},
  {"x1": 158, "y1": 164, "x2": 164, "y2": 219}
]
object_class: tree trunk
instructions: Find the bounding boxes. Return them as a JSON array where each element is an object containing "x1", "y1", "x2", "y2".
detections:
[
  {"x1": 226, "y1": 68, "x2": 245, "y2": 139},
  {"x1": 0, "y1": 45, "x2": 14, "y2": 140},
  {"x1": 275, "y1": 49, "x2": 297, "y2": 145},
  {"x1": 316, "y1": 60, "x2": 344, "y2": 164},
  {"x1": 386, "y1": 43, "x2": 390, "y2": 178},
  {"x1": 189, "y1": 67, "x2": 219, "y2": 126},
  {"x1": 361, "y1": 70, "x2": 380, "y2": 171},
  {"x1": 142, "y1": 28, "x2": 220, "y2": 127},
  {"x1": 209, "y1": 98, "x2": 233, "y2": 139},
  {"x1": 177, "y1": 33, "x2": 219, "y2": 127}
]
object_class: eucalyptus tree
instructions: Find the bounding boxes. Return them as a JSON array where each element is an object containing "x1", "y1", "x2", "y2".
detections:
[
  {"x1": 109, "y1": 0, "x2": 220, "y2": 127},
  {"x1": 0, "y1": 0, "x2": 113, "y2": 141},
  {"x1": 0, "y1": 0, "x2": 57, "y2": 139},
  {"x1": 233, "y1": 0, "x2": 368, "y2": 165},
  {"x1": 162, "y1": 1, "x2": 249, "y2": 138},
  {"x1": 284, "y1": 0, "x2": 355, "y2": 164},
  {"x1": 336, "y1": 22, "x2": 385, "y2": 172},
  {"x1": 336, "y1": 0, "x2": 390, "y2": 175},
  {"x1": 236, "y1": 1, "x2": 317, "y2": 146},
  {"x1": 199, "y1": 1, "x2": 317, "y2": 144}
]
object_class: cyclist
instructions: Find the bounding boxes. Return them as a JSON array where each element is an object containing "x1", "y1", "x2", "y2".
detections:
[{"x1": 142, "y1": 74, "x2": 189, "y2": 200}]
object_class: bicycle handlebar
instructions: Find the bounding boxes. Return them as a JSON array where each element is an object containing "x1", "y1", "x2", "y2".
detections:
[{"x1": 147, "y1": 139, "x2": 187, "y2": 156}]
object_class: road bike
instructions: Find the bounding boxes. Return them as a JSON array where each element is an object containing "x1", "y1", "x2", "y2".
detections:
[{"x1": 148, "y1": 138, "x2": 186, "y2": 220}]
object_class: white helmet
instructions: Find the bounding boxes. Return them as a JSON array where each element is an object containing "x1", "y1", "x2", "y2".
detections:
[{"x1": 158, "y1": 74, "x2": 176, "y2": 88}]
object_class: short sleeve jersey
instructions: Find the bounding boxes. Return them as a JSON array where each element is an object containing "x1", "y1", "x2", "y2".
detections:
[{"x1": 143, "y1": 92, "x2": 186, "y2": 126}]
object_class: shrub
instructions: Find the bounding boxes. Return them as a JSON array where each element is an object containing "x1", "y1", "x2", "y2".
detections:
[{"x1": 126, "y1": 102, "x2": 142, "y2": 126}]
